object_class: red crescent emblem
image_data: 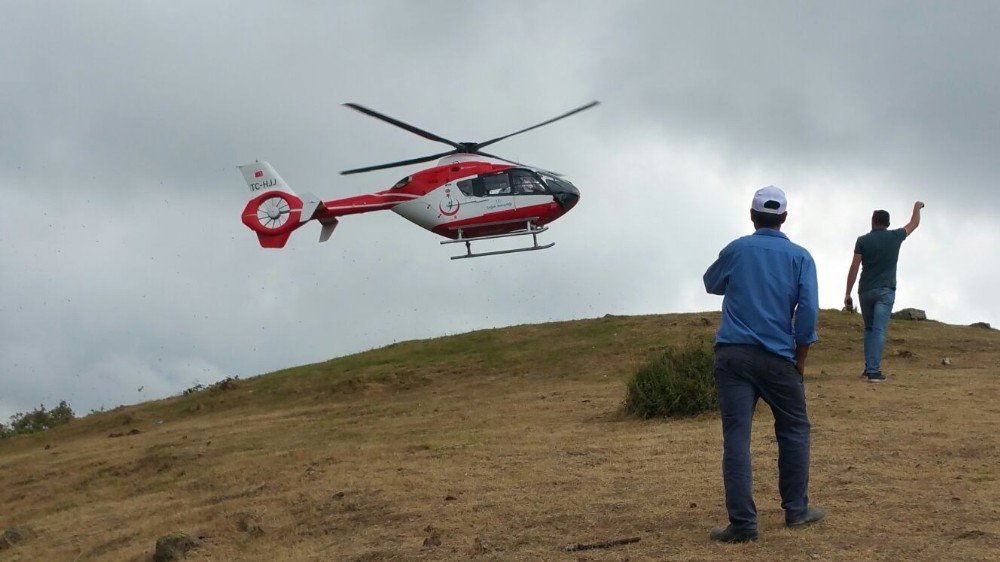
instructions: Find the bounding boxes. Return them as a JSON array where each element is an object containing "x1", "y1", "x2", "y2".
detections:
[{"x1": 439, "y1": 196, "x2": 460, "y2": 216}]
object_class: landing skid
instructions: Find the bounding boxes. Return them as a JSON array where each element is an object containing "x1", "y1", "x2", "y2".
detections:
[{"x1": 441, "y1": 220, "x2": 554, "y2": 260}]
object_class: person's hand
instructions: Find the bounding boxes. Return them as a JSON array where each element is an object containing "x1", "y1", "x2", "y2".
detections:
[
  {"x1": 796, "y1": 359, "x2": 806, "y2": 376},
  {"x1": 844, "y1": 295, "x2": 853, "y2": 308},
  {"x1": 914, "y1": 201, "x2": 925, "y2": 209}
]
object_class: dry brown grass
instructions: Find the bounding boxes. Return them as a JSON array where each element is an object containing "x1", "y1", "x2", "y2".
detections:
[{"x1": 1, "y1": 311, "x2": 998, "y2": 561}]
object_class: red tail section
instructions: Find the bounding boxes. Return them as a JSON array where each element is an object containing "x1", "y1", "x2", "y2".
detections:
[
  {"x1": 238, "y1": 161, "x2": 403, "y2": 248},
  {"x1": 241, "y1": 191, "x2": 306, "y2": 249}
]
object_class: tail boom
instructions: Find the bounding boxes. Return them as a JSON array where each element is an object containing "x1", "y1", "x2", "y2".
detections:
[{"x1": 318, "y1": 192, "x2": 416, "y2": 217}]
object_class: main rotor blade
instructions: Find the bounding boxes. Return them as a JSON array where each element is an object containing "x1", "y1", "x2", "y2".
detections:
[
  {"x1": 475, "y1": 151, "x2": 563, "y2": 177},
  {"x1": 343, "y1": 103, "x2": 464, "y2": 150},
  {"x1": 475, "y1": 101, "x2": 599, "y2": 150},
  {"x1": 339, "y1": 149, "x2": 458, "y2": 175}
]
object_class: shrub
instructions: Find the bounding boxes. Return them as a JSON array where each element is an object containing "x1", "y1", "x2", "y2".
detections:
[
  {"x1": 181, "y1": 376, "x2": 239, "y2": 397},
  {"x1": 0, "y1": 401, "x2": 75, "y2": 438},
  {"x1": 182, "y1": 383, "x2": 205, "y2": 396},
  {"x1": 623, "y1": 342, "x2": 716, "y2": 418}
]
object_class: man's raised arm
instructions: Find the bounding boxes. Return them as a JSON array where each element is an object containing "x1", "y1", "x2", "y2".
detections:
[{"x1": 903, "y1": 201, "x2": 925, "y2": 236}]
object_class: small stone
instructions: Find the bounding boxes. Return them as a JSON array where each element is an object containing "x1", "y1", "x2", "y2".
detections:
[
  {"x1": 235, "y1": 513, "x2": 264, "y2": 537},
  {"x1": 473, "y1": 536, "x2": 490, "y2": 553},
  {"x1": 689, "y1": 502, "x2": 697, "y2": 508},
  {"x1": 0, "y1": 527, "x2": 32, "y2": 551},
  {"x1": 153, "y1": 532, "x2": 200, "y2": 562},
  {"x1": 422, "y1": 528, "x2": 442, "y2": 548},
  {"x1": 942, "y1": 358, "x2": 952, "y2": 366},
  {"x1": 445, "y1": 495, "x2": 457, "y2": 501}
]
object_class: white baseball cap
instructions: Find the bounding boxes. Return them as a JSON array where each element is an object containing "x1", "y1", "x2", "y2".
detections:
[{"x1": 751, "y1": 185, "x2": 787, "y2": 214}]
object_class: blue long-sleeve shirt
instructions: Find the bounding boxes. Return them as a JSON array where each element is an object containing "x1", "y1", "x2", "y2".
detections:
[{"x1": 703, "y1": 228, "x2": 819, "y2": 362}]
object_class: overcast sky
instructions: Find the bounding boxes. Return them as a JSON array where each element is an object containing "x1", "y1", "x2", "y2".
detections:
[{"x1": 2, "y1": 1, "x2": 998, "y2": 420}]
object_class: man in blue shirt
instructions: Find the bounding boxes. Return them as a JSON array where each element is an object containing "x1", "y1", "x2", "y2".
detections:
[
  {"x1": 843, "y1": 202, "x2": 924, "y2": 382},
  {"x1": 702, "y1": 185, "x2": 824, "y2": 543}
]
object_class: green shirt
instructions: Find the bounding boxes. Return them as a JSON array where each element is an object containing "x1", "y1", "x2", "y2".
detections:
[{"x1": 854, "y1": 228, "x2": 907, "y2": 293}]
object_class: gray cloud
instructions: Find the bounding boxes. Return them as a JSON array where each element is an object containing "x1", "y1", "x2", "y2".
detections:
[{"x1": 2, "y1": 1, "x2": 997, "y2": 419}]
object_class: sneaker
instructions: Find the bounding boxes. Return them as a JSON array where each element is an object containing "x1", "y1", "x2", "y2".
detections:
[
  {"x1": 786, "y1": 506, "x2": 826, "y2": 527},
  {"x1": 709, "y1": 525, "x2": 758, "y2": 543},
  {"x1": 866, "y1": 372, "x2": 886, "y2": 383}
]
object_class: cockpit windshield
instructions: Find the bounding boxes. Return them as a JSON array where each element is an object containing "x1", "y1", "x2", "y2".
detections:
[{"x1": 537, "y1": 174, "x2": 578, "y2": 195}]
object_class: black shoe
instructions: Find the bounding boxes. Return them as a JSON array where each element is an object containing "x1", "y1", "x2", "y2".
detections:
[
  {"x1": 786, "y1": 506, "x2": 826, "y2": 527},
  {"x1": 709, "y1": 525, "x2": 758, "y2": 543},
  {"x1": 866, "y1": 372, "x2": 886, "y2": 383}
]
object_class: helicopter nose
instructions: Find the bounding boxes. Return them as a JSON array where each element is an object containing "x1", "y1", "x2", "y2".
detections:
[{"x1": 553, "y1": 191, "x2": 579, "y2": 210}]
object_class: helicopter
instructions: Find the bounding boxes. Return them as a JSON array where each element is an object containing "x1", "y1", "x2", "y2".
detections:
[{"x1": 237, "y1": 101, "x2": 598, "y2": 259}]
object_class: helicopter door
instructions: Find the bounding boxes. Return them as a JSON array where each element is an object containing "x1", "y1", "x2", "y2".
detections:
[{"x1": 457, "y1": 173, "x2": 515, "y2": 216}]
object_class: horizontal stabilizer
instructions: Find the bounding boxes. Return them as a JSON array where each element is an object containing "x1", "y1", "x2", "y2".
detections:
[{"x1": 319, "y1": 218, "x2": 339, "y2": 243}]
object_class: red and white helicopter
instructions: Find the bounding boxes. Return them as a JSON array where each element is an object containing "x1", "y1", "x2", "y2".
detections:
[{"x1": 237, "y1": 101, "x2": 597, "y2": 259}]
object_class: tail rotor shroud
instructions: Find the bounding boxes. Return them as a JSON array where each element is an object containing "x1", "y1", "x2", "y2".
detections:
[{"x1": 241, "y1": 191, "x2": 304, "y2": 248}]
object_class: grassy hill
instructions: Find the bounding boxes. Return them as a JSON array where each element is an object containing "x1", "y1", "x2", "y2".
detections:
[{"x1": 2, "y1": 311, "x2": 998, "y2": 561}]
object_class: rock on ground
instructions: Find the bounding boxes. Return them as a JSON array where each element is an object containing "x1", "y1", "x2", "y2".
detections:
[
  {"x1": 0, "y1": 527, "x2": 32, "y2": 551},
  {"x1": 153, "y1": 532, "x2": 200, "y2": 561},
  {"x1": 891, "y1": 308, "x2": 927, "y2": 321}
]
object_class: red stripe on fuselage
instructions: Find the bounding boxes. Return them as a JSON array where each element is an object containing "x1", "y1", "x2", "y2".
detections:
[{"x1": 431, "y1": 202, "x2": 568, "y2": 239}]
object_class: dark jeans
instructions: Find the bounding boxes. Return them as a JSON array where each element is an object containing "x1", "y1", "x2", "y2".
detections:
[{"x1": 714, "y1": 344, "x2": 811, "y2": 532}]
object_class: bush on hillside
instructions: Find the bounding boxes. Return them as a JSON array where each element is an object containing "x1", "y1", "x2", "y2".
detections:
[
  {"x1": 623, "y1": 342, "x2": 716, "y2": 418},
  {"x1": 0, "y1": 401, "x2": 75, "y2": 439},
  {"x1": 181, "y1": 376, "x2": 239, "y2": 397}
]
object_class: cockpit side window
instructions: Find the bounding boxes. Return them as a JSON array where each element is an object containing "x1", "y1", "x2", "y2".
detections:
[{"x1": 509, "y1": 171, "x2": 546, "y2": 194}]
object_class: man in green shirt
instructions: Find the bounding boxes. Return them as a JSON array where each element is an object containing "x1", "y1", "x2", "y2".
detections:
[{"x1": 844, "y1": 201, "x2": 925, "y2": 382}]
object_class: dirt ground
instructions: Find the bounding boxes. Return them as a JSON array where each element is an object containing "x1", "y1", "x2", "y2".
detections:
[{"x1": 1, "y1": 311, "x2": 998, "y2": 560}]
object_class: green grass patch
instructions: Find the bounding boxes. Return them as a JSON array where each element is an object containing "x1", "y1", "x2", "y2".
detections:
[{"x1": 622, "y1": 342, "x2": 716, "y2": 418}]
